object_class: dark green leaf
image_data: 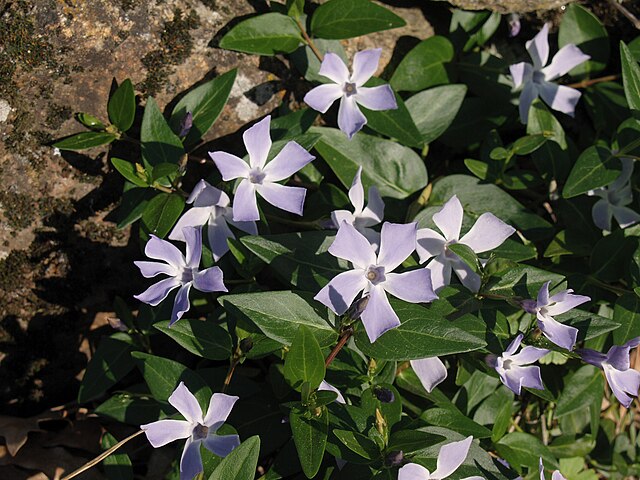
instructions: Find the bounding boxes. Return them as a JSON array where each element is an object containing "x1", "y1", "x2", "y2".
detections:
[
  {"x1": 563, "y1": 145, "x2": 622, "y2": 198},
  {"x1": 151, "y1": 162, "x2": 179, "y2": 181},
  {"x1": 95, "y1": 393, "x2": 163, "y2": 426},
  {"x1": 77, "y1": 112, "x2": 106, "y2": 131},
  {"x1": 286, "y1": 0, "x2": 305, "y2": 18},
  {"x1": 621, "y1": 41, "x2": 640, "y2": 112},
  {"x1": 422, "y1": 408, "x2": 492, "y2": 439},
  {"x1": 114, "y1": 185, "x2": 154, "y2": 229},
  {"x1": 219, "y1": 13, "x2": 302, "y2": 55},
  {"x1": 141, "y1": 193, "x2": 185, "y2": 238},
  {"x1": 548, "y1": 434, "x2": 596, "y2": 458},
  {"x1": 108, "y1": 79, "x2": 136, "y2": 131},
  {"x1": 111, "y1": 158, "x2": 149, "y2": 187},
  {"x1": 483, "y1": 265, "x2": 564, "y2": 299},
  {"x1": 333, "y1": 429, "x2": 379, "y2": 460},
  {"x1": 390, "y1": 36, "x2": 453, "y2": 92},
  {"x1": 527, "y1": 99, "x2": 571, "y2": 182},
  {"x1": 155, "y1": 319, "x2": 232, "y2": 360},
  {"x1": 140, "y1": 97, "x2": 184, "y2": 167},
  {"x1": 448, "y1": 243, "x2": 480, "y2": 274},
  {"x1": 496, "y1": 432, "x2": 557, "y2": 472},
  {"x1": 512, "y1": 134, "x2": 547, "y2": 155},
  {"x1": 590, "y1": 230, "x2": 638, "y2": 282},
  {"x1": 102, "y1": 432, "x2": 133, "y2": 480},
  {"x1": 53, "y1": 131, "x2": 117, "y2": 151},
  {"x1": 284, "y1": 325, "x2": 326, "y2": 391},
  {"x1": 310, "y1": 0, "x2": 405, "y2": 39},
  {"x1": 613, "y1": 293, "x2": 640, "y2": 344},
  {"x1": 290, "y1": 407, "x2": 328, "y2": 478},
  {"x1": 208, "y1": 436, "x2": 260, "y2": 480},
  {"x1": 558, "y1": 4, "x2": 609, "y2": 76},
  {"x1": 555, "y1": 365, "x2": 603, "y2": 418},
  {"x1": 406, "y1": 85, "x2": 467, "y2": 145}
]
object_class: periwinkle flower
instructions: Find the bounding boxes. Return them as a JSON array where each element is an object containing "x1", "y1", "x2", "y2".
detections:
[
  {"x1": 507, "y1": 13, "x2": 521, "y2": 38},
  {"x1": 578, "y1": 337, "x2": 640, "y2": 408},
  {"x1": 521, "y1": 281, "x2": 590, "y2": 351},
  {"x1": 416, "y1": 195, "x2": 515, "y2": 292},
  {"x1": 319, "y1": 380, "x2": 346, "y2": 404},
  {"x1": 315, "y1": 221, "x2": 437, "y2": 343},
  {"x1": 134, "y1": 227, "x2": 227, "y2": 325},
  {"x1": 303, "y1": 48, "x2": 397, "y2": 139},
  {"x1": 209, "y1": 115, "x2": 315, "y2": 222},
  {"x1": 398, "y1": 436, "x2": 484, "y2": 480},
  {"x1": 179, "y1": 111, "x2": 193, "y2": 137},
  {"x1": 487, "y1": 333, "x2": 549, "y2": 395},
  {"x1": 587, "y1": 157, "x2": 640, "y2": 231},
  {"x1": 539, "y1": 457, "x2": 567, "y2": 480},
  {"x1": 330, "y1": 166, "x2": 384, "y2": 247},
  {"x1": 509, "y1": 23, "x2": 590, "y2": 123},
  {"x1": 410, "y1": 357, "x2": 448, "y2": 393},
  {"x1": 169, "y1": 180, "x2": 257, "y2": 261},
  {"x1": 141, "y1": 382, "x2": 240, "y2": 480}
]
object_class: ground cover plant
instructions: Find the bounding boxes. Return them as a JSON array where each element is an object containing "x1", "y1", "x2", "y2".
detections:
[{"x1": 50, "y1": 1, "x2": 640, "y2": 479}]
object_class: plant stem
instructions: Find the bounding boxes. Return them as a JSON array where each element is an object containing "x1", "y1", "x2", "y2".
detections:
[
  {"x1": 295, "y1": 18, "x2": 324, "y2": 63},
  {"x1": 61, "y1": 429, "x2": 145, "y2": 480},
  {"x1": 222, "y1": 358, "x2": 239, "y2": 394},
  {"x1": 566, "y1": 74, "x2": 620, "y2": 89},
  {"x1": 608, "y1": 0, "x2": 640, "y2": 30},
  {"x1": 325, "y1": 328, "x2": 353, "y2": 367}
]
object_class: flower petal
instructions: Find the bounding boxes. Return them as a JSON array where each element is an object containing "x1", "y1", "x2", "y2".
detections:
[
  {"x1": 360, "y1": 285, "x2": 400, "y2": 342},
  {"x1": 337, "y1": 96, "x2": 367, "y2": 139},
  {"x1": 612, "y1": 205, "x2": 640, "y2": 229},
  {"x1": 169, "y1": 207, "x2": 212, "y2": 242},
  {"x1": 145, "y1": 235, "x2": 185, "y2": 267},
  {"x1": 244, "y1": 115, "x2": 272, "y2": 169},
  {"x1": 182, "y1": 226, "x2": 202, "y2": 268},
  {"x1": 551, "y1": 471, "x2": 568, "y2": 480},
  {"x1": 304, "y1": 83, "x2": 344, "y2": 113},
  {"x1": 226, "y1": 216, "x2": 258, "y2": 235},
  {"x1": 141, "y1": 419, "x2": 192, "y2": 447},
  {"x1": 206, "y1": 218, "x2": 234, "y2": 261},
  {"x1": 510, "y1": 61, "x2": 532, "y2": 88},
  {"x1": 513, "y1": 345, "x2": 550, "y2": 364},
  {"x1": 505, "y1": 333, "x2": 524, "y2": 356},
  {"x1": 605, "y1": 337, "x2": 640, "y2": 370},
  {"x1": 542, "y1": 44, "x2": 590, "y2": 81},
  {"x1": 452, "y1": 261, "x2": 482, "y2": 292},
  {"x1": 257, "y1": 182, "x2": 307, "y2": 216},
  {"x1": 592, "y1": 199, "x2": 612, "y2": 231},
  {"x1": 431, "y1": 436, "x2": 473, "y2": 480},
  {"x1": 546, "y1": 291, "x2": 590, "y2": 316},
  {"x1": 180, "y1": 437, "x2": 204, "y2": 480},
  {"x1": 263, "y1": 141, "x2": 315, "y2": 182},
  {"x1": 518, "y1": 82, "x2": 539, "y2": 124},
  {"x1": 526, "y1": 23, "x2": 550, "y2": 69},
  {"x1": 398, "y1": 463, "x2": 430, "y2": 480},
  {"x1": 193, "y1": 266, "x2": 227, "y2": 293},
  {"x1": 384, "y1": 270, "x2": 437, "y2": 304},
  {"x1": 604, "y1": 365, "x2": 640, "y2": 408},
  {"x1": 433, "y1": 195, "x2": 464, "y2": 241},
  {"x1": 538, "y1": 82, "x2": 581, "y2": 117},
  {"x1": 351, "y1": 48, "x2": 381, "y2": 86},
  {"x1": 232, "y1": 179, "x2": 259, "y2": 222},
  {"x1": 188, "y1": 180, "x2": 230, "y2": 208},
  {"x1": 410, "y1": 357, "x2": 448, "y2": 393},
  {"x1": 459, "y1": 213, "x2": 515, "y2": 253},
  {"x1": 360, "y1": 185, "x2": 384, "y2": 226},
  {"x1": 349, "y1": 166, "x2": 365, "y2": 214},
  {"x1": 504, "y1": 364, "x2": 543, "y2": 394},
  {"x1": 416, "y1": 229, "x2": 446, "y2": 263},
  {"x1": 537, "y1": 314, "x2": 578, "y2": 350},
  {"x1": 319, "y1": 380, "x2": 346, "y2": 404},
  {"x1": 319, "y1": 52, "x2": 350, "y2": 84},
  {"x1": 377, "y1": 222, "x2": 417, "y2": 271},
  {"x1": 209, "y1": 152, "x2": 250, "y2": 181},
  {"x1": 356, "y1": 85, "x2": 397, "y2": 111},
  {"x1": 203, "y1": 434, "x2": 240, "y2": 458},
  {"x1": 169, "y1": 381, "x2": 203, "y2": 424},
  {"x1": 578, "y1": 348, "x2": 607, "y2": 368},
  {"x1": 170, "y1": 283, "x2": 192, "y2": 325},
  {"x1": 537, "y1": 281, "x2": 551, "y2": 307},
  {"x1": 203, "y1": 393, "x2": 239, "y2": 428},
  {"x1": 314, "y1": 269, "x2": 368, "y2": 315},
  {"x1": 329, "y1": 221, "x2": 376, "y2": 269},
  {"x1": 331, "y1": 209, "x2": 356, "y2": 228},
  {"x1": 135, "y1": 277, "x2": 181, "y2": 306},
  {"x1": 427, "y1": 256, "x2": 452, "y2": 292},
  {"x1": 135, "y1": 261, "x2": 178, "y2": 278},
  {"x1": 609, "y1": 157, "x2": 635, "y2": 191}
]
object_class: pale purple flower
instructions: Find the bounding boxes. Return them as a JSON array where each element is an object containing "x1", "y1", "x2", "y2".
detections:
[
  {"x1": 134, "y1": 227, "x2": 227, "y2": 325},
  {"x1": 416, "y1": 195, "x2": 515, "y2": 292},
  {"x1": 579, "y1": 337, "x2": 640, "y2": 408},
  {"x1": 169, "y1": 180, "x2": 257, "y2": 261},
  {"x1": 179, "y1": 112, "x2": 193, "y2": 137},
  {"x1": 315, "y1": 221, "x2": 437, "y2": 343},
  {"x1": 209, "y1": 115, "x2": 315, "y2": 222},
  {"x1": 587, "y1": 157, "x2": 640, "y2": 231},
  {"x1": 330, "y1": 166, "x2": 384, "y2": 247},
  {"x1": 303, "y1": 48, "x2": 397, "y2": 139},
  {"x1": 397, "y1": 436, "x2": 484, "y2": 480},
  {"x1": 521, "y1": 281, "x2": 590, "y2": 351},
  {"x1": 319, "y1": 380, "x2": 346, "y2": 404},
  {"x1": 487, "y1": 333, "x2": 549, "y2": 395},
  {"x1": 539, "y1": 458, "x2": 566, "y2": 480},
  {"x1": 510, "y1": 23, "x2": 590, "y2": 123},
  {"x1": 507, "y1": 14, "x2": 521, "y2": 38},
  {"x1": 410, "y1": 357, "x2": 448, "y2": 393},
  {"x1": 141, "y1": 382, "x2": 240, "y2": 480}
]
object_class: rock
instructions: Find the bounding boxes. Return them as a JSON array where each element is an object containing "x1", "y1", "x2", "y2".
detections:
[{"x1": 434, "y1": 0, "x2": 576, "y2": 14}]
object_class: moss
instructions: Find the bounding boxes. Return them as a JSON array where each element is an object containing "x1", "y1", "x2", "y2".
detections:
[
  {"x1": 139, "y1": 8, "x2": 200, "y2": 96},
  {"x1": 0, "y1": 192, "x2": 36, "y2": 230},
  {"x1": 45, "y1": 103, "x2": 72, "y2": 130},
  {"x1": 200, "y1": 0, "x2": 217, "y2": 9},
  {"x1": 0, "y1": 250, "x2": 29, "y2": 292}
]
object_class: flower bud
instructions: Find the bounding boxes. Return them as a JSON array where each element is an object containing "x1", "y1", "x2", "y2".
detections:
[
  {"x1": 373, "y1": 386, "x2": 394, "y2": 403},
  {"x1": 385, "y1": 450, "x2": 404, "y2": 467}
]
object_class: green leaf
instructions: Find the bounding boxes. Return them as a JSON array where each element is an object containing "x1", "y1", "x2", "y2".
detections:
[
  {"x1": 447, "y1": 243, "x2": 480, "y2": 274},
  {"x1": 111, "y1": 158, "x2": 149, "y2": 187},
  {"x1": 563, "y1": 145, "x2": 622, "y2": 198},
  {"x1": 558, "y1": 4, "x2": 609, "y2": 76},
  {"x1": 512, "y1": 134, "x2": 547, "y2": 155},
  {"x1": 312, "y1": 127, "x2": 428, "y2": 199},
  {"x1": 310, "y1": 0, "x2": 405, "y2": 40},
  {"x1": 286, "y1": 0, "x2": 305, "y2": 18},
  {"x1": 290, "y1": 39, "x2": 348, "y2": 84},
  {"x1": 406, "y1": 85, "x2": 467, "y2": 145},
  {"x1": 114, "y1": 185, "x2": 154, "y2": 229},
  {"x1": 141, "y1": 193, "x2": 185, "y2": 238},
  {"x1": 496, "y1": 432, "x2": 557, "y2": 472},
  {"x1": 558, "y1": 309, "x2": 620, "y2": 343},
  {"x1": 621, "y1": 41, "x2": 640, "y2": 112},
  {"x1": 155, "y1": 319, "x2": 233, "y2": 360},
  {"x1": 108, "y1": 79, "x2": 136, "y2": 132},
  {"x1": 94, "y1": 393, "x2": 163, "y2": 426},
  {"x1": 53, "y1": 131, "x2": 117, "y2": 151},
  {"x1": 219, "y1": 13, "x2": 302, "y2": 55},
  {"x1": 390, "y1": 36, "x2": 453, "y2": 92},
  {"x1": 169, "y1": 69, "x2": 237, "y2": 146},
  {"x1": 527, "y1": 99, "x2": 570, "y2": 182},
  {"x1": 613, "y1": 293, "x2": 640, "y2": 344},
  {"x1": 284, "y1": 325, "x2": 326, "y2": 391},
  {"x1": 78, "y1": 333, "x2": 136, "y2": 403},
  {"x1": 208, "y1": 436, "x2": 260, "y2": 480},
  {"x1": 102, "y1": 432, "x2": 133, "y2": 480},
  {"x1": 290, "y1": 407, "x2": 329, "y2": 478},
  {"x1": 556, "y1": 366, "x2": 604, "y2": 418},
  {"x1": 590, "y1": 230, "x2": 638, "y2": 282},
  {"x1": 484, "y1": 265, "x2": 564, "y2": 299},
  {"x1": 421, "y1": 408, "x2": 492, "y2": 439},
  {"x1": 219, "y1": 290, "x2": 338, "y2": 348},
  {"x1": 333, "y1": 429, "x2": 380, "y2": 460},
  {"x1": 140, "y1": 97, "x2": 185, "y2": 167},
  {"x1": 151, "y1": 162, "x2": 179, "y2": 181},
  {"x1": 77, "y1": 112, "x2": 106, "y2": 131}
]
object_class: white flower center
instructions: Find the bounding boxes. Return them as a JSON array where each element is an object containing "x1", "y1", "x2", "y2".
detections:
[
  {"x1": 193, "y1": 423, "x2": 209, "y2": 440},
  {"x1": 365, "y1": 265, "x2": 386, "y2": 285},
  {"x1": 343, "y1": 82, "x2": 358, "y2": 97},
  {"x1": 180, "y1": 267, "x2": 196, "y2": 283},
  {"x1": 249, "y1": 168, "x2": 266, "y2": 185}
]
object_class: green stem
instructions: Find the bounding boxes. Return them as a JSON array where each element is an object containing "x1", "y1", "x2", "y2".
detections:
[{"x1": 295, "y1": 18, "x2": 323, "y2": 62}]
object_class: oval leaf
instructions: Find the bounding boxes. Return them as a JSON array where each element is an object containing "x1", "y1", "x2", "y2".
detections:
[
  {"x1": 108, "y1": 79, "x2": 136, "y2": 132},
  {"x1": 155, "y1": 319, "x2": 233, "y2": 360},
  {"x1": 310, "y1": 0, "x2": 405, "y2": 39},
  {"x1": 406, "y1": 85, "x2": 467, "y2": 144},
  {"x1": 219, "y1": 13, "x2": 302, "y2": 55},
  {"x1": 141, "y1": 192, "x2": 185, "y2": 238},
  {"x1": 140, "y1": 97, "x2": 185, "y2": 167},
  {"x1": 284, "y1": 325, "x2": 326, "y2": 391},
  {"x1": 390, "y1": 36, "x2": 454, "y2": 92},
  {"x1": 53, "y1": 131, "x2": 117, "y2": 151},
  {"x1": 208, "y1": 436, "x2": 260, "y2": 480}
]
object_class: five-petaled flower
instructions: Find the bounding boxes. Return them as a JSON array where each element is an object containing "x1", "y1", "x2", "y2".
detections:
[
  {"x1": 169, "y1": 179, "x2": 257, "y2": 261},
  {"x1": 315, "y1": 221, "x2": 437, "y2": 342},
  {"x1": 521, "y1": 281, "x2": 590, "y2": 351},
  {"x1": 416, "y1": 195, "x2": 515, "y2": 292},
  {"x1": 141, "y1": 382, "x2": 240, "y2": 480},
  {"x1": 398, "y1": 436, "x2": 484, "y2": 480},
  {"x1": 578, "y1": 337, "x2": 640, "y2": 408},
  {"x1": 303, "y1": 48, "x2": 397, "y2": 139},
  {"x1": 509, "y1": 23, "x2": 590, "y2": 123},
  {"x1": 134, "y1": 227, "x2": 227, "y2": 325},
  {"x1": 330, "y1": 166, "x2": 384, "y2": 247},
  {"x1": 539, "y1": 457, "x2": 567, "y2": 480},
  {"x1": 209, "y1": 115, "x2": 315, "y2": 222},
  {"x1": 587, "y1": 157, "x2": 640, "y2": 231},
  {"x1": 487, "y1": 333, "x2": 549, "y2": 395}
]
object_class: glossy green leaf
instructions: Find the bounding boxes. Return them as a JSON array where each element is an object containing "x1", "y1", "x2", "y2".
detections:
[
  {"x1": 527, "y1": 99, "x2": 571, "y2": 182},
  {"x1": 422, "y1": 408, "x2": 492, "y2": 439},
  {"x1": 219, "y1": 13, "x2": 302, "y2": 55},
  {"x1": 406, "y1": 85, "x2": 467, "y2": 145},
  {"x1": 613, "y1": 293, "x2": 640, "y2": 344},
  {"x1": 310, "y1": 0, "x2": 405, "y2": 39},
  {"x1": 108, "y1": 79, "x2": 136, "y2": 132},
  {"x1": 290, "y1": 407, "x2": 329, "y2": 478},
  {"x1": 208, "y1": 436, "x2": 260, "y2": 480},
  {"x1": 555, "y1": 365, "x2": 603, "y2": 418},
  {"x1": 140, "y1": 97, "x2": 185, "y2": 167},
  {"x1": 483, "y1": 264, "x2": 564, "y2": 299},
  {"x1": 53, "y1": 131, "x2": 117, "y2": 151},
  {"x1": 448, "y1": 243, "x2": 480, "y2": 274},
  {"x1": 150, "y1": 162, "x2": 179, "y2": 181},
  {"x1": 284, "y1": 325, "x2": 325, "y2": 391},
  {"x1": 590, "y1": 230, "x2": 638, "y2": 282},
  {"x1": 558, "y1": 4, "x2": 609, "y2": 76},
  {"x1": 512, "y1": 134, "x2": 547, "y2": 155},
  {"x1": 390, "y1": 36, "x2": 453, "y2": 92},
  {"x1": 333, "y1": 429, "x2": 380, "y2": 460},
  {"x1": 77, "y1": 112, "x2": 106, "y2": 131},
  {"x1": 114, "y1": 185, "x2": 155, "y2": 229},
  {"x1": 286, "y1": 0, "x2": 305, "y2": 18},
  {"x1": 102, "y1": 432, "x2": 133, "y2": 480},
  {"x1": 111, "y1": 157, "x2": 149, "y2": 187},
  {"x1": 621, "y1": 41, "x2": 640, "y2": 111},
  {"x1": 155, "y1": 319, "x2": 232, "y2": 360},
  {"x1": 496, "y1": 432, "x2": 557, "y2": 472},
  {"x1": 141, "y1": 193, "x2": 185, "y2": 238},
  {"x1": 94, "y1": 393, "x2": 163, "y2": 426},
  {"x1": 563, "y1": 145, "x2": 622, "y2": 198}
]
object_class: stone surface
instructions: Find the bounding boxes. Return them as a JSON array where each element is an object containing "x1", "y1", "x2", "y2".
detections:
[{"x1": 436, "y1": 0, "x2": 576, "y2": 13}]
